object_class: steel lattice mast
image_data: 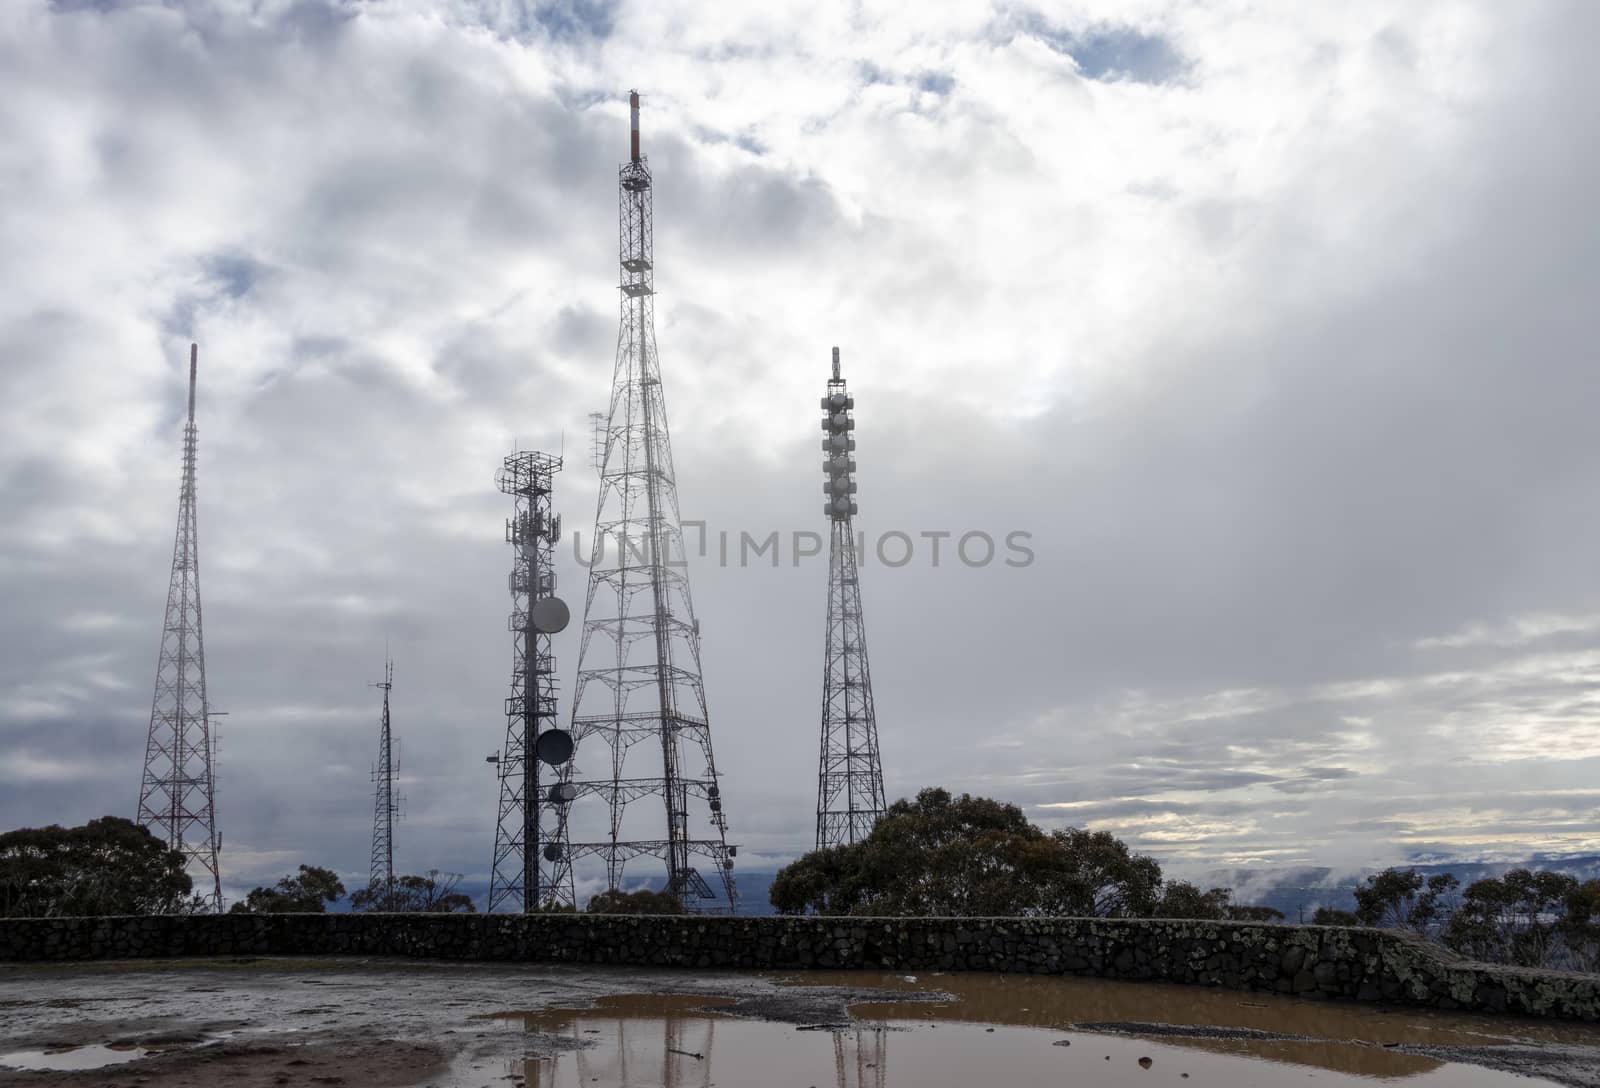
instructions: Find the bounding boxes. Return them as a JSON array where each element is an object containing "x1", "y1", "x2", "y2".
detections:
[
  {"x1": 816, "y1": 347, "x2": 886, "y2": 849},
  {"x1": 488, "y1": 450, "x2": 573, "y2": 912},
  {"x1": 137, "y1": 342, "x2": 222, "y2": 910},
  {"x1": 368, "y1": 659, "x2": 398, "y2": 898},
  {"x1": 557, "y1": 90, "x2": 738, "y2": 912}
]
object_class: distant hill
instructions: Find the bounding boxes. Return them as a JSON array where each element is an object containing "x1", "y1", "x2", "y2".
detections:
[{"x1": 1198, "y1": 855, "x2": 1600, "y2": 922}]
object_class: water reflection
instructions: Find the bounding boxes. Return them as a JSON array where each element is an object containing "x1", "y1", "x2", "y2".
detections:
[
  {"x1": 480, "y1": 985, "x2": 1573, "y2": 1088},
  {"x1": 485, "y1": 995, "x2": 731, "y2": 1088},
  {"x1": 832, "y1": 1025, "x2": 886, "y2": 1088},
  {"x1": 806, "y1": 969, "x2": 1600, "y2": 1047},
  {"x1": 491, "y1": 996, "x2": 889, "y2": 1088},
  {"x1": 0, "y1": 1044, "x2": 148, "y2": 1072}
]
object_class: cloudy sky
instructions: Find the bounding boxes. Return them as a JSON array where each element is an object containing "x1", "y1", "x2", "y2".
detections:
[{"x1": 2, "y1": 0, "x2": 1598, "y2": 903}]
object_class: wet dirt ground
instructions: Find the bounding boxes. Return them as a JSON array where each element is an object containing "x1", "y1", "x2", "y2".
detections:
[{"x1": 1, "y1": 958, "x2": 1598, "y2": 1087}]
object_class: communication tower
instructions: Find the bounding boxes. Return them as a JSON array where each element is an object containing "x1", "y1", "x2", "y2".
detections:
[
  {"x1": 368, "y1": 659, "x2": 399, "y2": 899},
  {"x1": 137, "y1": 343, "x2": 223, "y2": 909},
  {"x1": 488, "y1": 450, "x2": 574, "y2": 911},
  {"x1": 556, "y1": 90, "x2": 738, "y2": 911},
  {"x1": 816, "y1": 347, "x2": 886, "y2": 848}
]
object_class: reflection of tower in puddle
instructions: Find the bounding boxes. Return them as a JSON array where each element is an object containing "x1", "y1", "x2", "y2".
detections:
[
  {"x1": 508, "y1": 997, "x2": 892, "y2": 1088},
  {"x1": 519, "y1": 1010, "x2": 718, "y2": 1088},
  {"x1": 832, "y1": 1026, "x2": 886, "y2": 1088}
]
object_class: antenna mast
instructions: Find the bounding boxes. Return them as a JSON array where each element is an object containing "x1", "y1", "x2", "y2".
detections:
[
  {"x1": 488, "y1": 450, "x2": 573, "y2": 911},
  {"x1": 368, "y1": 659, "x2": 399, "y2": 901},
  {"x1": 554, "y1": 89, "x2": 739, "y2": 911},
  {"x1": 816, "y1": 347, "x2": 886, "y2": 848},
  {"x1": 138, "y1": 342, "x2": 223, "y2": 910},
  {"x1": 589, "y1": 411, "x2": 606, "y2": 474}
]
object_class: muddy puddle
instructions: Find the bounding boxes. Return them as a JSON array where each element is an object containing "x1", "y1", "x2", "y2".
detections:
[
  {"x1": 476, "y1": 976, "x2": 1593, "y2": 1087},
  {"x1": 0, "y1": 1042, "x2": 149, "y2": 1071}
]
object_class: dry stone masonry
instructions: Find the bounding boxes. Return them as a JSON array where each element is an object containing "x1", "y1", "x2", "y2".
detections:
[{"x1": 2, "y1": 914, "x2": 1596, "y2": 1021}]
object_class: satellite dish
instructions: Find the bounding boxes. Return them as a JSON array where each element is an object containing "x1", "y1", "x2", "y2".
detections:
[
  {"x1": 829, "y1": 393, "x2": 847, "y2": 410},
  {"x1": 531, "y1": 596, "x2": 570, "y2": 634},
  {"x1": 543, "y1": 843, "x2": 563, "y2": 861},
  {"x1": 548, "y1": 782, "x2": 578, "y2": 804},
  {"x1": 534, "y1": 728, "x2": 574, "y2": 766}
]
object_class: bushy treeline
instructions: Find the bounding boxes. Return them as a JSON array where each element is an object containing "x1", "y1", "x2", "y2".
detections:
[
  {"x1": 0, "y1": 814, "x2": 689, "y2": 916},
  {"x1": 769, "y1": 788, "x2": 1599, "y2": 974},
  {"x1": 0, "y1": 816, "x2": 200, "y2": 916},
  {"x1": 228, "y1": 866, "x2": 475, "y2": 914},
  {"x1": 0, "y1": 815, "x2": 479, "y2": 916},
  {"x1": 770, "y1": 788, "x2": 1283, "y2": 922},
  {"x1": 10, "y1": 809, "x2": 1594, "y2": 975},
  {"x1": 1313, "y1": 867, "x2": 1600, "y2": 972}
]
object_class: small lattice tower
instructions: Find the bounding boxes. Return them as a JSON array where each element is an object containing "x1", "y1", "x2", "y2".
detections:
[
  {"x1": 488, "y1": 450, "x2": 572, "y2": 911},
  {"x1": 558, "y1": 90, "x2": 738, "y2": 911},
  {"x1": 816, "y1": 347, "x2": 886, "y2": 849},
  {"x1": 368, "y1": 659, "x2": 398, "y2": 898},
  {"x1": 137, "y1": 342, "x2": 222, "y2": 910}
]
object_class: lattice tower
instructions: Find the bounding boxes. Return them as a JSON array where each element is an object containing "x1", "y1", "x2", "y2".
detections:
[
  {"x1": 368, "y1": 659, "x2": 399, "y2": 897},
  {"x1": 488, "y1": 450, "x2": 571, "y2": 911},
  {"x1": 816, "y1": 347, "x2": 886, "y2": 848},
  {"x1": 555, "y1": 90, "x2": 738, "y2": 911},
  {"x1": 137, "y1": 343, "x2": 223, "y2": 910}
]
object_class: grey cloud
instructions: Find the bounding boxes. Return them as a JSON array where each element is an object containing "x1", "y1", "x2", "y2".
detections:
[
  {"x1": 4, "y1": 1, "x2": 1600, "y2": 900},
  {"x1": 1003, "y1": 11, "x2": 1189, "y2": 85},
  {"x1": 661, "y1": 153, "x2": 849, "y2": 258}
]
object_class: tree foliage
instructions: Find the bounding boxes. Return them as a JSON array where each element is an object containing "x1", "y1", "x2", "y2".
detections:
[
  {"x1": 1444, "y1": 869, "x2": 1579, "y2": 967},
  {"x1": 350, "y1": 870, "x2": 475, "y2": 914},
  {"x1": 228, "y1": 865, "x2": 346, "y2": 914},
  {"x1": 1155, "y1": 881, "x2": 1234, "y2": 919},
  {"x1": 1352, "y1": 868, "x2": 1458, "y2": 935},
  {"x1": 0, "y1": 816, "x2": 193, "y2": 917},
  {"x1": 1154, "y1": 881, "x2": 1282, "y2": 922},
  {"x1": 1563, "y1": 880, "x2": 1600, "y2": 973},
  {"x1": 1228, "y1": 904, "x2": 1288, "y2": 922},
  {"x1": 1337, "y1": 867, "x2": 1599, "y2": 972},
  {"x1": 1313, "y1": 907, "x2": 1361, "y2": 926},
  {"x1": 586, "y1": 888, "x2": 684, "y2": 915},
  {"x1": 771, "y1": 788, "x2": 1168, "y2": 918}
]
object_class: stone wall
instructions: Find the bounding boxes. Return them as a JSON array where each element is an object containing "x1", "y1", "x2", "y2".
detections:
[{"x1": 3, "y1": 913, "x2": 1596, "y2": 1020}]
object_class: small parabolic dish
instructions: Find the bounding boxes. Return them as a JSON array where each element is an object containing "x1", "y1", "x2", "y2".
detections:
[
  {"x1": 534, "y1": 728, "x2": 575, "y2": 766},
  {"x1": 830, "y1": 393, "x2": 847, "y2": 410},
  {"x1": 531, "y1": 597, "x2": 570, "y2": 634},
  {"x1": 548, "y1": 782, "x2": 578, "y2": 804},
  {"x1": 543, "y1": 843, "x2": 563, "y2": 862}
]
